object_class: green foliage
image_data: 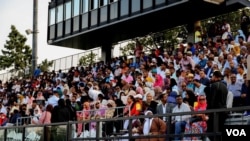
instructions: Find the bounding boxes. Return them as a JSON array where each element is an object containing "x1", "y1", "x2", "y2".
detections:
[
  {"x1": 201, "y1": 8, "x2": 250, "y2": 36},
  {"x1": 120, "y1": 8, "x2": 250, "y2": 55},
  {"x1": 40, "y1": 59, "x2": 54, "y2": 72},
  {"x1": 79, "y1": 51, "x2": 98, "y2": 66},
  {"x1": 120, "y1": 25, "x2": 187, "y2": 55},
  {"x1": 0, "y1": 25, "x2": 32, "y2": 72}
]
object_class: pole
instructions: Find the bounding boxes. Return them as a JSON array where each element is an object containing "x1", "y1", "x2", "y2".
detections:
[{"x1": 32, "y1": 0, "x2": 38, "y2": 75}]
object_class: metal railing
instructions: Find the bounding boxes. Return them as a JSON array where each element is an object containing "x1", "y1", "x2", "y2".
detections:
[
  {"x1": 0, "y1": 47, "x2": 102, "y2": 82},
  {"x1": 16, "y1": 116, "x2": 40, "y2": 126},
  {"x1": 0, "y1": 106, "x2": 250, "y2": 141}
]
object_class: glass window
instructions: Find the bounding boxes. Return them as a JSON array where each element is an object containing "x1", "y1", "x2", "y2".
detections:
[
  {"x1": 82, "y1": 0, "x2": 89, "y2": 13},
  {"x1": 110, "y1": 0, "x2": 118, "y2": 3},
  {"x1": 73, "y1": 0, "x2": 80, "y2": 16},
  {"x1": 110, "y1": 1, "x2": 118, "y2": 20},
  {"x1": 155, "y1": 0, "x2": 165, "y2": 6},
  {"x1": 65, "y1": 1, "x2": 72, "y2": 20},
  {"x1": 100, "y1": 0, "x2": 108, "y2": 6},
  {"x1": 120, "y1": 0, "x2": 129, "y2": 17},
  {"x1": 56, "y1": 4, "x2": 63, "y2": 23},
  {"x1": 91, "y1": 0, "x2": 98, "y2": 10},
  {"x1": 131, "y1": 0, "x2": 140, "y2": 13},
  {"x1": 143, "y1": 0, "x2": 152, "y2": 9},
  {"x1": 49, "y1": 8, "x2": 56, "y2": 25}
]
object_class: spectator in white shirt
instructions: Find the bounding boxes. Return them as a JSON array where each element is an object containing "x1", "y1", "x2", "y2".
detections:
[
  {"x1": 172, "y1": 95, "x2": 191, "y2": 140},
  {"x1": 193, "y1": 79, "x2": 206, "y2": 96},
  {"x1": 0, "y1": 102, "x2": 7, "y2": 115},
  {"x1": 47, "y1": 89, "x2": 60, "y2": 107}
]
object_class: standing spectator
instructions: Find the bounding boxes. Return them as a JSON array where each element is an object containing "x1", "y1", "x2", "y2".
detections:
[
  {"x1": 241, "y1": 74, "x2": 250, "y2": 115},
  {"x1": 134, "y1": 39, "x2": 143, "y2": 58},
  {"x1": 227, "y1": 74, "x2": 243, "y2": 107},
  {"x1": 51, "y1": 99, "x2": 71, "y2": 123},
  {"x1": 221, "y1": 19, "x2": 231, "y2": 40},
  {"x1": 34, "y1": 66, "x2": 41, "y2": 78},
  {"x1": 205, "y1": 71, "x2": 228, "y2": 141},
  {"x1": 240, "y1": 10, "x2": 250, "y2": 38},
  {"x1": 65, "y1": 99, "x2": 77, "y2": 121}
]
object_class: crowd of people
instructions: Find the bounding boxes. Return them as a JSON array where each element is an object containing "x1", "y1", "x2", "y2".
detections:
[{"x1": 0, "y1": 17, "x2": 250, "y2": 141}]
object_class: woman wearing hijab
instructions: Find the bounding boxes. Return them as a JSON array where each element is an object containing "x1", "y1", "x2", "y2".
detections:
[
  {"x1": 103, "y1": 100, "x2": 117, "y2": 136},
  {"x1": 235, "y1": 29, "x2": 246, "y2": 43},
  {"x1": 77, "y1": 101, "x2": 91, "y2": 137},
  {"x1": 183, "y1": 95, "x2": 208, "y2": 140},
  {"x1": 133, "y1": 110, "x2": 166, "y2": 141}
]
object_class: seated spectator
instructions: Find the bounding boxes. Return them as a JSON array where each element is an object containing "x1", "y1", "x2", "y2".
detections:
[
  {"x1": 133, "y1": 110, "x2": 166, "y2": 141},
  {"x1": 183, "y1": 95, "x2": 208, "y2": 140},
  {"x1": 123, "y1": 95, "x2": 141, "y2": 130},
  {"x1": 172, "y1": 95, "x2": 191, "y2": 141},
  {"x1": 0, "y1": 113, "x2": 8, "y2": 126},
  {"x1": 36, "y1": 104, "x2": 53, "y2": 124},
  {"x1": 9, "y1": 109, "x2": 21, "y2": 125}
]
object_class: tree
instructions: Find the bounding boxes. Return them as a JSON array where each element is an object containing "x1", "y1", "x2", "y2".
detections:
[
  {"x1": 120, "y1": 25, "x2": 187, "y2": 55},
  {"x1": 40, "y1": 59, "x2": 53, "y2": 72},
  {"x1": 78, "y1": 51, "x2": 98, "y2": 66},
  {"x1": 0, "y1": 25, "x2": 32, "y2": 72}
]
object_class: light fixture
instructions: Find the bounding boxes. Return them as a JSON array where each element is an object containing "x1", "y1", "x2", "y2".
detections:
[
  {"x1": 203, "y1": 0, "x2": 224, "y2": 5},
  {"x1": 25, "y1": 29, "x2": 33, "y2": 35}
]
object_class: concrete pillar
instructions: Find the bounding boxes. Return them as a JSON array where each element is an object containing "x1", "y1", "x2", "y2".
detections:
[{"x1": 101, "y1": 43, "x2": 112, "y2": 63}]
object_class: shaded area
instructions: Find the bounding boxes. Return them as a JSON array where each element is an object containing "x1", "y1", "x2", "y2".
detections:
[{"x1": 50, "y1": 0, "x2": 250, "y2": 50}]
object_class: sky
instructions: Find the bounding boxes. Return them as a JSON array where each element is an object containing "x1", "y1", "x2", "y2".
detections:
[{"x1": 0, "y1": 0, "x2": 84, "y2": 65}]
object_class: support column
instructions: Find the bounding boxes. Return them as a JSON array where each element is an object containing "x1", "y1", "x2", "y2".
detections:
[
  {"x1": 101, "y1": 43, "x2": 112, "y2": 63},
  {"x1": 186, "y1": 21, "x2": 202, "y2": 43}
]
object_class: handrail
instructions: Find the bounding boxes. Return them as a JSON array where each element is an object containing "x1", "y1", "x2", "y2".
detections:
[{"x1": 0, "y1": 106, "x2": 249, "y2": 141}]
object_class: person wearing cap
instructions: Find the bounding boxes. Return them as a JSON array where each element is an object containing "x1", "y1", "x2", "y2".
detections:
[{"x1": 134, "y1": 94, "x2": 143, "y2": 110}]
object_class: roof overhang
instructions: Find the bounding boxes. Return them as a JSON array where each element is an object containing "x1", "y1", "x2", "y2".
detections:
[{"x1": 49, "y1": 0, "x2": 250, "y2": 50}]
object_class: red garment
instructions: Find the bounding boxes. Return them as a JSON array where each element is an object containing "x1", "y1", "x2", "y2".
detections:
[
  {"x1": 130, "y1": 102, "x2": 142, "y2": 116},
  {"x1": 0, "y1": 113, "x2": 7, "y2": 126}
]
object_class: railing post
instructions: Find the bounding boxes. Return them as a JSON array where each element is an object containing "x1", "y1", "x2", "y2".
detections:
[
  {"x1": 167, "y1": 113, "x2": 171, "y2": 140},
  {"x1": 67, "y1": 122, "x2": 71, "y2": 141},
  {"x1": 213, "y1": 112, "x2": 219, "y2": 141},
  {"x1": 96, "y1": 120, "x2": 100, "y2": 141},
  {"x1": 22, "y1": 127, "x2": 26, "y2": 141},
  {"x1": 128, "y1": 118, "x2": 132, "y2": 140}
]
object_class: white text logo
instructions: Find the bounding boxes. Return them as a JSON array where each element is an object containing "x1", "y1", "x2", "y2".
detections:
[{"x1": 226, "y1": 129, "x2": 246, "y2": 136}]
